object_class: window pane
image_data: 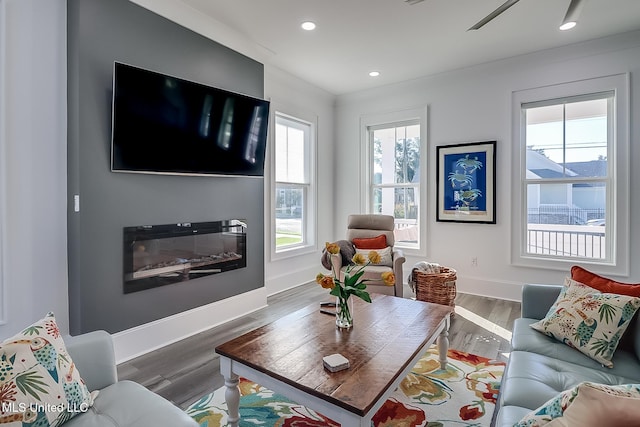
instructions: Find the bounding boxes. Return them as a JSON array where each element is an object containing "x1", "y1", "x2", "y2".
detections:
[
  {"x1": 374, "y1": 186, "x2": 419, "y2": 246},
  {"x1": 275, "y1": 186, "x2": 304, "y2": 248},
  {"x1": 373, "y1": 124, "x2": 420, "y2": 185},
  {"x1": 397, "y1": 126, "x2": 420, "y2": 184},
  {"x1": 394, "y1": 187, "x2": 418, "y2": 220},
  {"x1": 275, "y1": 122, "x2": 306, "y2": 183},
  {"x1": 526, "y1": 104, "x2": 565, "y2": 169},
  {"x1": 526, "y1": 182, "x2": 605, "y2": 259},
  {"x1": 526, "y1": 99, "x2": 609, "y2": 179},
  {"x1": 564, "y1": 99, "x2": 608, "y2": 177}
]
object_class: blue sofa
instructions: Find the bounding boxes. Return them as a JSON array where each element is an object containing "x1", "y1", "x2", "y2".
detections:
[
  {"x1": 63, "y1": 331, "x2": 197, "y2": 427},
  {"x1": 494, "y1": 283, "x2": 640, "y2": 426}
]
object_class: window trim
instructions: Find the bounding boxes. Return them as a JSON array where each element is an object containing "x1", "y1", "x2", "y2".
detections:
[
  {"x1": 270, "y1": 108, "x2": 317, "y2": 261},
  {"x1": 511, "y1": 74, "x2": 630, "y2": 275},
  {"x1": 360, "y1": 106, "x2": 428, "y2": 257}
]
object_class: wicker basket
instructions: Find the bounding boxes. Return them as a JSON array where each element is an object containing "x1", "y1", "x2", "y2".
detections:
[{"x1": 415, "y1": 267, "x2": 457, "y2": 309}]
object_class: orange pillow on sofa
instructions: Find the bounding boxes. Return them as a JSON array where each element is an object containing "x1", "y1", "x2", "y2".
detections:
[
  {"x1": 352, "y1": 234, "x2": 387, "y2": 249},
  {"x1": 571, "y1": 265, "x2": 640, "y2": 297}
]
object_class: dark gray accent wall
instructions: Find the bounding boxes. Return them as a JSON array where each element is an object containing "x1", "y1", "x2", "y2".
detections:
[{"x1": 67, "y1": 0, "x2": 265, "y2": 334}]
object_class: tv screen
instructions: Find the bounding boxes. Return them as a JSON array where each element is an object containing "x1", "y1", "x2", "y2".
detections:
[{"x1": 111, "y1": 62, "x2": 269, "y2": 177}]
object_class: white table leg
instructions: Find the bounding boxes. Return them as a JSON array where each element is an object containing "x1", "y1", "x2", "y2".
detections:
[
  {"x1": 437, "y1": 316, "x2": 450, "y2": 370},
  {"x1": 220, "y1": 357, "x2": 240, "y2": 426}
]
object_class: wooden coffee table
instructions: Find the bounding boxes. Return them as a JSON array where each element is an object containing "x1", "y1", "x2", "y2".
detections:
[{"x1": 215, "y1": 293, "x2": 452, "y2": 427}]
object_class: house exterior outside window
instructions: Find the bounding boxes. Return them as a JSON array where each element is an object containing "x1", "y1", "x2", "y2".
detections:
[
  {"x1": 361, "y1": 107, "x2": 427, "y2": 255},
  {"x1": 511, "y1": 75, "x2": 629, "y2": 275},
  {"x1": 273, "y1": 112, "x2": 316, "y2": 257}
]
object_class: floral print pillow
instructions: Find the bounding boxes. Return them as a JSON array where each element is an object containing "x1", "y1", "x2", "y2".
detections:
[
  {"x1": 530, "y1": 278, "x2": 640, "y2": 367},
  {"x1": 0, "y1": 312, "x2": 95, "y2": 426},
  {"x1": 515, "y1": 382, "x2": 640, "y2": 427}
]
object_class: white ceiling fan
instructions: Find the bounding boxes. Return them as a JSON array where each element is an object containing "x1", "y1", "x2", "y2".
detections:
[{"x1": 468, "y1": 0, "x2": 586, "y2": 31}]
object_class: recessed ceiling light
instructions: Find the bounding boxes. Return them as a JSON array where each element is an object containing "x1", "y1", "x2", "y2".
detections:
[
  {"x1": 369, "y1": 71, "x2": 380, "y2": 77},
  {"x1": 559, "y1": 21, "x2": 576, "y2": 31},
  {"x1": 301, "y1": 21, "x2": 316, "y2": 31}
]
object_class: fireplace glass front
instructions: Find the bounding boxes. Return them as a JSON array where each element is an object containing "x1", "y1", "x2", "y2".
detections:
[{"x1": 123, "y1": 219, "x2": 246, "y2": 293}]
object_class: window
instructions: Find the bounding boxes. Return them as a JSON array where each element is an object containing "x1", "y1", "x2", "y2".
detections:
[
  {"x1": 524, "y1": 95, "x2": 610, "y2": 259},
  {"x1": 274, "y1": 112, "x2": 314, "y2": 254},
  {"x1": 367, "y1": 120, "x2": 422, "y2": 250},
  {"x1": 512, "y1": 75, "x2": 629, "y2": 273}
]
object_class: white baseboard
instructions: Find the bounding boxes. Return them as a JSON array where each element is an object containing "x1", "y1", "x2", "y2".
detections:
[
  {"x1": 112, "y1": 287, "x2": 268, "y2": 364},
  {"x1": 455, "y1": 275, "x2": 523, "y2": 302},
  {"x1": 265, "y1": 265, "x2": 318, "y2": 296}
]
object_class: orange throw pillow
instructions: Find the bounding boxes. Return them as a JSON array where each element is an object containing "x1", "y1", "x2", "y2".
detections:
[
  {"x1": 571, "y1": 265, "x2": 640, "y2": 297},
  {"x1": 352, "y1": 234, "x2": 387, "y2": 249}
]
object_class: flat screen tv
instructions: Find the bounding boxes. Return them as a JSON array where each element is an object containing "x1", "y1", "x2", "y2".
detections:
[{"x1": 111, "y1": 62, "x2": 270, "y2": 177}]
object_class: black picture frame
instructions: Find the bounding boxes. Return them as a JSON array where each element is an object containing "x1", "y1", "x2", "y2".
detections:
[{"x1": 436, "y1": 141, "x2": 496, "y2": 224}]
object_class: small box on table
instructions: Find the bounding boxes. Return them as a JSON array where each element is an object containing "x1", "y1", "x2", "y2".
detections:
[{"x1": 323, "y1": 353, "x2": 350, "y2": 372}]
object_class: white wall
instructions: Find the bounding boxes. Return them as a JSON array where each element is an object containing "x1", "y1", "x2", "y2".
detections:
[
  {"x1": 335, "y1": 30, "x2": 640, "y2": 301},
  {"x1": 0, "y1": 0, "x2": 69, "y2": 339}
]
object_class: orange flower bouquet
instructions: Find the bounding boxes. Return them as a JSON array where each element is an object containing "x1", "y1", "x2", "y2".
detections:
[{"x1": 316, "y1": 241, "x2": 395, "y2": 328}]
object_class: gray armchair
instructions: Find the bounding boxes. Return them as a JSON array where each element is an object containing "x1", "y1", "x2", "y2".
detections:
[
  {"x1": 63, "y1": 330, "x2": 197, "y2": 427},
  {"x1": 330, "y1": 214, "x2": 406, "y2": 297}
]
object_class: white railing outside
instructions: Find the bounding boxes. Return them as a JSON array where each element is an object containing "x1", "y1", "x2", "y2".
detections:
[
  {"x1": 394, "y1": 219, "x2": 419, "y2": 246},
  {"x1": 527, "y1": 224, "x2": 605, "y2": 259}
]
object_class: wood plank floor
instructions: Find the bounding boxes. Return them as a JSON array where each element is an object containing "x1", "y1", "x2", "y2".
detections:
[{"x1": 117, "y1": 283, "x2": 521, "y2": 410}]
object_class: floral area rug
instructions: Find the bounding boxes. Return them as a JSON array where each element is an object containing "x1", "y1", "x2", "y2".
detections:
[{"x1": 186, "y1": 346, "x2": 505, "y2": 427}]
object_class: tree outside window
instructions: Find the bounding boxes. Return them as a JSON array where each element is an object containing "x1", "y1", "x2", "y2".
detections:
[{"x1": 370, "y1": 122, "x2": 420, "y2": 248}]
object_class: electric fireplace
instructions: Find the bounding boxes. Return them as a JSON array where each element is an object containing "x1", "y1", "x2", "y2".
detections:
[{"x1": 123, "y1": 219, "x2": 246, "y2": 293}]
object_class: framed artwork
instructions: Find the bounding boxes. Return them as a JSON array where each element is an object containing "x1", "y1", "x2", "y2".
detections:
[{"x1": 436, "y1": 141, "x2": 496, "y2": 224}]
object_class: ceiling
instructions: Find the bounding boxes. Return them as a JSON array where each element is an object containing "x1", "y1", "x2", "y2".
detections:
[{"x1": 177, "y1": 0, "x2": 640, "y2": 95}]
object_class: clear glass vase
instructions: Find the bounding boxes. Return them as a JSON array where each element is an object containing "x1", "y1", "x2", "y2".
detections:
[{"x1": 336, "y1": 296, "x2": 354, "y2": 329}]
